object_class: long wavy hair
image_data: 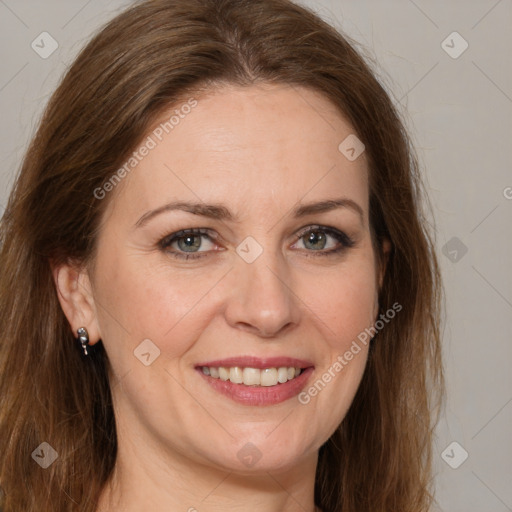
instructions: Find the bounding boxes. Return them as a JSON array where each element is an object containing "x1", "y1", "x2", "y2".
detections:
[{"x1": 0, "y1": 0, "x2": 443, "y2": 510}]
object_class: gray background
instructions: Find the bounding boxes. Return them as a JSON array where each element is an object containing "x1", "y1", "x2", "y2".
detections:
[{"x1": 0, "y1": 1, "x2": 511, "y2": 510}]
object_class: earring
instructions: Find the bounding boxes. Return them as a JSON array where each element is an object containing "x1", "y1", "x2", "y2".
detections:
[{"x1": 77, "y1": 327, "x2": 90, "y2": 355}]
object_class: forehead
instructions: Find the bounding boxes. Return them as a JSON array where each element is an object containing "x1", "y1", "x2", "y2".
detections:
[{"x1": 106, "y1": 83, "x2": 369, "y2": 223}]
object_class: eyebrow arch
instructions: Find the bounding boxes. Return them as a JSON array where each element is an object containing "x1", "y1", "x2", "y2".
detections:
[
  {"x1": 134, "y1": 197, "x2": 364, "y2": 229},
  {"x1": 294, "y1": 198, "x2": 364, "y2": 221}
]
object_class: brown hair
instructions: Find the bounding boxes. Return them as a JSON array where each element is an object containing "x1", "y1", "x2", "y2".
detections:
[{"x1": 0, "y1": 0, "x2": 443, "y2": 510}]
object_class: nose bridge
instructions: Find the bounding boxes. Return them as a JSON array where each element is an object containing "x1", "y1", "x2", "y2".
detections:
[{"x1": 224, "y1": 238, "x2": 300, "y2": 337}]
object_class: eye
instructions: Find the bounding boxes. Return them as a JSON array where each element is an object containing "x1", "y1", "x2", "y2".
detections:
[
  {"x1": 159, "y1": 225, "x2": 354, "y2": 261},
  {"x1": 291, "y1": 225, "x2": 354, "y2": 256},
  {"x1": 159, "y1": 228, "x2": 220, "y2": 260}
]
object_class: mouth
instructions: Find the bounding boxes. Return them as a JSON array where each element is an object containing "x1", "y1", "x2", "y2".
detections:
[
  {"x1": 200, "y1": 365, "x2": 304, "y2": 386},
  {"x1": 195, "y1": 356, "x2": 314, "y2": 406}
]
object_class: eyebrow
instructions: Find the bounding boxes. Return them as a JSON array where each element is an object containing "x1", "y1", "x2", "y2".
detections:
[{"x1": 134, "y1": 197, "x2": 364, "y2": 228}]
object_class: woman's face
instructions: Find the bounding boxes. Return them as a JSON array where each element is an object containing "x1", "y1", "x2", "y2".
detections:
[{"x1": 86, "y1": 83, "x2": 383, "y2": 473}]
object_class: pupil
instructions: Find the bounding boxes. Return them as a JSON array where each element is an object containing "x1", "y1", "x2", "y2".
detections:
[
  {"x1": 306, "y1": 231, "x2": 326, "y2": 250},
  {"x1": 179, "y1": 235, "x2": 201, "y2": 252}
]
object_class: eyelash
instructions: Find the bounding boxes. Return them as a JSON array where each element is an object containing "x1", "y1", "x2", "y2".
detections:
[{"x1": 158, "y1": 225, "x2": 355, "y2": 261}]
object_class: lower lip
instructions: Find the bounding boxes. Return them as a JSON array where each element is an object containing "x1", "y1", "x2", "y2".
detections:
[{"x1": 197, "y1": 367, "x2": 314, "y2": 406}]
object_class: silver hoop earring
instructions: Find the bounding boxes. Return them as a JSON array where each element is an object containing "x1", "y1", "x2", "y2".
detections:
[{"x1": 77, "y1": 327, "x2": 90, "y2": 356}]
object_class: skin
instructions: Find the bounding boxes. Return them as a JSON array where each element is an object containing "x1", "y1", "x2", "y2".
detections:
[{"x1": 54, "y1": 83, "x2": 389, "y2": 512}]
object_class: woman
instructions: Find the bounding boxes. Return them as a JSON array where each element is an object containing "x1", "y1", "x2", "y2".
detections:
[{"x1": 0, "y1": 0, "x2": 443, "y2": 510}]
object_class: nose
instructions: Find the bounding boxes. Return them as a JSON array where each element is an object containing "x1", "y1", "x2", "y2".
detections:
[{"x1": 223, "y1": 248, "x2": 301, "y2": 338}]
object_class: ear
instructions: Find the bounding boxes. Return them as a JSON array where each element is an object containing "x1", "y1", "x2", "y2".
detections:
[{"x1": 52, "y1": 261, "x2": 102, "y2": 345}]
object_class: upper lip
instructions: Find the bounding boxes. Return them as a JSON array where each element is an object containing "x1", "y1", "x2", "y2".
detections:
[{"x1": 195, "y1": 356, "x2": 314, "y2": 369}]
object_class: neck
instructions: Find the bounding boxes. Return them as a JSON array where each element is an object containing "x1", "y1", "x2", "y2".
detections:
[{"x1": 96, "y1": 427, "x2": 319, "y2": 512}]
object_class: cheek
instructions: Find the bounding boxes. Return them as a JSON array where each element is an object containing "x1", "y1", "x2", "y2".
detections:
[
  {"x1": 93, "y1": 252, "x2": 221, "y2": 360},
  {"x1": 295, "y1": 254, "x2": 377, "y2": 425},
  {"x1": 308, "y1": 257, "x2": 378, "y2": 350}
]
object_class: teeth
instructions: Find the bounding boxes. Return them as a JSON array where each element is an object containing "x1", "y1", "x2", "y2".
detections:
[
  {"x1": 277, "y1": 367, "x2": 288, "y2": 383},
  {"x1": 242, "y1": 367, "x2": 260, "y2": 386},
  {"x1": 229, "y1": 367, "x2": 243, "y2": 384},
  {"x1": 201, "y1": 366, "x2": 303, "y2": 386},
  {"x1": 219, "y1": 367, "x2": 229, "y2": 381},
  {"x1": 260, "y1": 368, "x2": 278, "y2": 387}
]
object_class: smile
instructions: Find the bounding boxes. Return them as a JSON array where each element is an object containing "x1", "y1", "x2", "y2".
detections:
[
  {"x1": 201, "y1": 366, "x2": 303, "y2": 387},
  {"x1": 196, "y1": 357, "x2": 314, "y2": 406}
]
